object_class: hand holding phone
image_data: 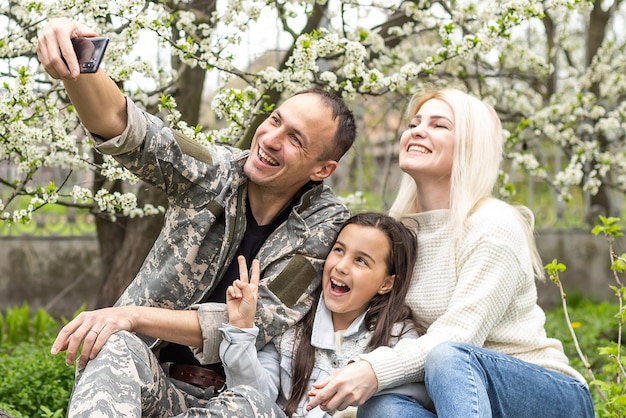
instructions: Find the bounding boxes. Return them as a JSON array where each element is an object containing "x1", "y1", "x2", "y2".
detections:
[{"x1": 61, "y1": 37, "x2": 109, "y2": 74}]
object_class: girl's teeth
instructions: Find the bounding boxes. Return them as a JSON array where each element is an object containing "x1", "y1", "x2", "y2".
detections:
[{"x1": 331, "y1": 278, "x2": 349, "y2": 289}]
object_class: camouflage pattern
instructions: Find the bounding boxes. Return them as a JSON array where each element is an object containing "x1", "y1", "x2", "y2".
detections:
[
  {"x1": 177, "y1": 385, "x2": 287, "y2": 418},
  {"x1": 67, "y1": 331, "x2": 286, "y2": 418},
  {"x1": 69, "y1": 331, "x2": 204, "y2": 417},
  {"x1": 93, "y1": 98, "x2": 350, "y2": 364}
]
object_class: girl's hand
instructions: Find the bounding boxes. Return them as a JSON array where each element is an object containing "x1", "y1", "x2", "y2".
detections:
[
  {"x1": 226, "y1": 256, "x2": 260, "y2": 329},
  {"x1": 306, "y1": 360, "x2": 379, "y2": 412}
]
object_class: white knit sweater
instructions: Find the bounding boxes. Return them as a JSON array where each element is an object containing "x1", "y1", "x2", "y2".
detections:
[{"x1": 360, "y1": 199, "x2": 586, "y2": 391}]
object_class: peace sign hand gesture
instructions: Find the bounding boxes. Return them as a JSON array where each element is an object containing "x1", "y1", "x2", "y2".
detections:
[{"x1": 226, "y1": 255, "x2": 260, "y2": 329}]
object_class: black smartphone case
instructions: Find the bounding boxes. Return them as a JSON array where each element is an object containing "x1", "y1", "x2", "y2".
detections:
[{"x1": 71, "y1": 37, "x2": 109, "y2": 73}]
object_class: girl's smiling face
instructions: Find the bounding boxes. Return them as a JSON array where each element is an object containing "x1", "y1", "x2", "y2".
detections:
[{"x1": 322, "y1": 223, "x2": 395, "y2": 331}]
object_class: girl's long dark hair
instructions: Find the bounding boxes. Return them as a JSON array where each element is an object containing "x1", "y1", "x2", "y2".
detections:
[{"x1": 283, "y1": 212, "x2": 419, "y2": 417}]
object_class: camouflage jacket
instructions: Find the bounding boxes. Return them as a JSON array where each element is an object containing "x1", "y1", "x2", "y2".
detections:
[{"x1": 94, "y1": 98, "x2": 350, "y2": 363}]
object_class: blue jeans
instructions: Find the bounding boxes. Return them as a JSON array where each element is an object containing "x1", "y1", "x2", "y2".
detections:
[{"x1": 357, "y1": 342, "x2": 595, "y2": 418}]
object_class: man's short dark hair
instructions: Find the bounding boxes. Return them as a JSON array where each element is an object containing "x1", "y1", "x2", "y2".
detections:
[{"x1": 294, "y1": 87, "x2": 356, "y2": 162}]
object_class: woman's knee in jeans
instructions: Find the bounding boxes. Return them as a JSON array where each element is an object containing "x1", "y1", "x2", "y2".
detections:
[
  {"x1": 357, "y1": 395, "x2": 396, "y2": 418},
  {"x1": 357, "y1": 394, "x2": 432, "y2": 418},
  {"x1": 425, "y1": 341, "x2": 466, "y2": 372}
]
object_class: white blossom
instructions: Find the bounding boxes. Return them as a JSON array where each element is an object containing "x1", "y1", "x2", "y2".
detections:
[{"x1": 1, "y1": 0, "x2": 625, "y2": 229}]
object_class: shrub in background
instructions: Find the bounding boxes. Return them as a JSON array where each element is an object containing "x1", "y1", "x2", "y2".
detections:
[
  {"x1": 545, "y1": 216, "x2": 626, "y2": 417},
  {"x1": 545, "y1": 300, "x2": 624, "y2": 410},
  {"x1": 0, "y1": 304, "x2": 77, "y2": 418}
]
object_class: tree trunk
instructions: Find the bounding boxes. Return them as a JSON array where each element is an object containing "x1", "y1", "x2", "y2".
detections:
[
  {"x1": 585, "y1": 0, "x2": 622, "y2": 223},
  {"x1": 95, "y1": 184, "x2": 167, "y2": 307},
  {"x1": 93, "y1": 151, "x2": 129, "y2": 307},
  {"x1": 94, "y1": 1, "x2": 214, "y2": 307}
]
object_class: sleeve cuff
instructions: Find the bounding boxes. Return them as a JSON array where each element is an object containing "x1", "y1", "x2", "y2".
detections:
[
  {"x1": 92, "y1": 97, "x2": 147, "y2": 155},
  {"x1": 190, "y1": 303, "x2": 228, "y2": 364},
  {"x1": 359, "y1": 346, "x2": 409, "y2": 391},
  {"x1": 219, "y1": 324, "x2": 259, "y2": 342}
]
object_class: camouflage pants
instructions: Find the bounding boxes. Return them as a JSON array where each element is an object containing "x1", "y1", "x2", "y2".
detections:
[
  {"x1": 177, "y1": 386, "x2": 286, "y2": 418},
  {"x1": 68, "y1": 331, "x2": 286, "y2": 418}
]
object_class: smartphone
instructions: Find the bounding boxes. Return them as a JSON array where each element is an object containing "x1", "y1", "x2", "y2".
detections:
[{"x1": 63, "y1": 36, "x2": 109, "y2": 73}]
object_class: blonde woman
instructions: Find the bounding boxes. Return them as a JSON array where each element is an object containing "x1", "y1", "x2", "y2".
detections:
[{"x1": 306, "y1": 89, "x2": 594, "y2": 417}]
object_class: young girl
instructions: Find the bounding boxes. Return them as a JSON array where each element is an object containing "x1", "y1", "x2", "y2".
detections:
[{"x1": 185, "y1": 212, "x2": 429, "y2": 418}]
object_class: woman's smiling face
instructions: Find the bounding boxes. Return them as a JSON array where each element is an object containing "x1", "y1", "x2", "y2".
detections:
[{"x1": 398, "y1": 98, "x2": 455, "y2": 184}]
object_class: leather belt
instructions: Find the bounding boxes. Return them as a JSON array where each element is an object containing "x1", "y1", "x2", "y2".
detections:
[{"x1": 169, "y1": 364, "x2": 226, "y2": 390}]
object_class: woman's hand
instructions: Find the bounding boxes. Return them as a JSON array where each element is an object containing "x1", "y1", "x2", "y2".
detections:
[
  {"x1": 50, "y1": 306, "x2": 135, "y2": 367},
  {"x1": 306, "y1": 360, "x2": 379, "y2": 412},
  {"x1": 226, "y1": 256, "x2": 260, "y2": 329}
]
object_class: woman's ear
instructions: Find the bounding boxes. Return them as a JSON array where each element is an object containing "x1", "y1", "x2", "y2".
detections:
[{"x1": 378, "y1": 274, "x2": 396, "y2": 295}]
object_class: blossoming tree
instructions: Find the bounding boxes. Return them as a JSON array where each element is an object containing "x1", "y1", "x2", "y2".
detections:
[{"x1": 1, "y1": 0, "x2": 625, "y2": 305}]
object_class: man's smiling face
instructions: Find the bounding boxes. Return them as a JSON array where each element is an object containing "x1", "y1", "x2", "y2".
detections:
[{"x1": 244, "y1": 93, "x2": 338, "y2": 197}]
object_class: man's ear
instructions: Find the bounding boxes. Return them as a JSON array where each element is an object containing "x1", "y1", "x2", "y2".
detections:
[
  {"x1": 310, "y1": 160, "x2": 338, "y2": 182},
  {"x1": 378, "y1": 274, "x2": 396, "y2": 295}
]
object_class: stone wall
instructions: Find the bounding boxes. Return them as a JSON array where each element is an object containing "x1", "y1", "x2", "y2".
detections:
[
  {"x1": 0, "y1": 230, "x2": 623, "y2": 318},
  {"x1": 534, "y1": 229, "x2": 621, "y2": 308},
  {"x1": 0, "y1": 237, "x2": 102, "y2": 318}
]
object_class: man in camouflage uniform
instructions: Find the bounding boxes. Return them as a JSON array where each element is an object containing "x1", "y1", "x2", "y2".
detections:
[{"x1": 37, "y1": 17, "x2": 356, "y2": 418}]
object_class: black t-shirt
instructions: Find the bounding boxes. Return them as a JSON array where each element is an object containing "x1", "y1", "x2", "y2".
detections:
[
  {"x1": 159, "y1": 196, "x2": 296, "y2": 369},
  {"x1": 209, "y1": 205, "x2": 289, "y2": 303}
]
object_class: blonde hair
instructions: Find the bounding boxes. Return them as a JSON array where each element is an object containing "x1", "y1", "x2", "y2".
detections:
[{"x1": 389, "y1": 88, "x2": 545, "y2": 280}]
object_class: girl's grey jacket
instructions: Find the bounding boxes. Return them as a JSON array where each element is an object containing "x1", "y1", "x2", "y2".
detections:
[{"x1": 219, "y1": 296, "x2": 432, "y2": 417}]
